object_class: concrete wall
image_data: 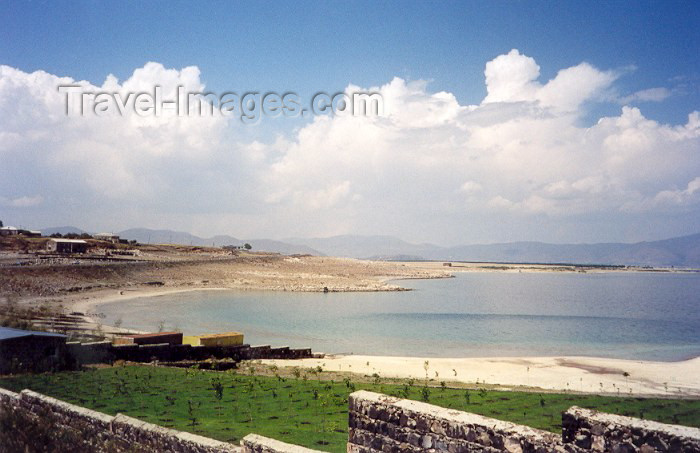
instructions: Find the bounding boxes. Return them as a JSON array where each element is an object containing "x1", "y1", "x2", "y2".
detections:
[
  {"x1": 0, "y1": 335, "x2": 70, "y2": 374},
  {"x1": 563, "y1": 406, "x2": 700, "y2": 452},
  {"x1": 114, "y1": 331, "x2": 183, "y2": 346},
  {"x1": 0, "y1": 387, "x2": 240, "y2": 453},
  {"x1": 184, "y1": 332, "x2": 245, "y2": 347},
  {"x1": 66, "y1": 341, "x2": 313, "y2": 366}
]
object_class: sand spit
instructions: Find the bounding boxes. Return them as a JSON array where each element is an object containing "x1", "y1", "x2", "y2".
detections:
[{"x1": 2, "y1": 254, "x2": 452, "y2": 309}]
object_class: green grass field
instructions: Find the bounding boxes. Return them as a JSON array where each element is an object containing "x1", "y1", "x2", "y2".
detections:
[{"x1": 1, "y1": 365, "x2": 699, "y2": 452}]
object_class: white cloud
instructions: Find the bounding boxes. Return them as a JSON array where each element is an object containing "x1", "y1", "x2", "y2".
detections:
[
  {"x1": 482, "y1": 49, "x2": 618, "y2": 113},
  {"x1": 1, "y1": 51, "x2": 699, "y2": 243},
  {"x1": 655, "y1": 177, "x2": 700, "y2": 204},
  {"x1": 459, "y1": 181, "x2": 483, "y2": 194},
  {"x1": 0, "y1": 62, "x2": 230, "y2": 201},
  {"x1": 623, "y1": 177, "x2": 700, "y2": 212},
  {"x1": 620, "y1": 87, "x2": 672, "y2": 104},
  {"x1": 483, "y1": 49, "x2": 541, "y2": 104}
]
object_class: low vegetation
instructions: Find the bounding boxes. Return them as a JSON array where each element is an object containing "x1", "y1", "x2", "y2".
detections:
[
  {"x1": 0, "y1": 297, "x2": 54, "y2": 330},
  {"x1": 1, "y1": 365, "x2": 699, "y2": 452}
]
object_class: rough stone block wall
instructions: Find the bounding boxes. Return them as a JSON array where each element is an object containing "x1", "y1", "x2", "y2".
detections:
[
  {"x1": 4, "y1": 386, "x2": 700, "y2": 453},
  {"x1": 563, "y1": 406, "x2": 700, "y2": 452},
  {"x1": 20, "y1": 388, "x2": 114, "y2": 432},
  {"x1": 348, "y1": 390, "x2": 583, "y2": 452},
  {"x1": 241, "y1": 434, "x2": 324, "y2": 452},
  {"x1": 0, "y1": 388, "x2": 240, "y2": 452},
  {"x1": 112, "y1": 413, "x2": 240, "y2": 452},
  {"x1": 0, "y1": 386, "x2": 18, "y2": 406}
]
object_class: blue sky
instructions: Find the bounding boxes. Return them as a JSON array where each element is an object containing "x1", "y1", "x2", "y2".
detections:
[
  {"x1": 1, "y1": 1, "x2": 699, "y2": 244},
  {"x1": 2, "y1": 1, "x2": 697, "y2": 122}
]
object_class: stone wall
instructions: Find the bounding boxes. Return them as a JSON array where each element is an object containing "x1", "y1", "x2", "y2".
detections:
[
  {"x1": 0, "y1": 387, "x2": 240, "y2": 453},
  {"x1": 563, "y1": 406, "x2": 700, "y2": 452},
  {"x1": 1, "y1": 388, "x2": 326, "y2": 453},
  {"x1": 348, "y1": 390, "x2": 580, "y2": 452},
  {"x1": 3, "y1": 386, "x2": 700, "y2": 453},
  {"x1": 348, "y1": 391, "x2": 700, "y2": 452},
  {"x1": 241, "y1": 434, "x2": 324, "y2": 452}
]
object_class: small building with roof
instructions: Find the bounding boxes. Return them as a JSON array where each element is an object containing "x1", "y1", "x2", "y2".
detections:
[
  {"x1": 0, "y1": 226, "x2": 19, "y2": 236},
  {"x1": 18, "y1": 229, "x2": 42, "y2": 238},
  {"x1": 46, "y1": 238, "x2": 88, "y2": 254},
  {"x1": 94, "y1": 233, "x2": 120, "y2": 243},
  {"x1": 0, "y1": 327, "x2": 68, "y2": 374}
]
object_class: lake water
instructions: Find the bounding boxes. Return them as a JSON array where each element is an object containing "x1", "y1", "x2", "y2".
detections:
[{"x1": 100, "y1": 272, "x2": 700, "y2": 361}]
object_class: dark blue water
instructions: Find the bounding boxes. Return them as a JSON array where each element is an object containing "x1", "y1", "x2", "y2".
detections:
[{"x1": 100, "y1": 272, "x2": 700, "y2": 360}]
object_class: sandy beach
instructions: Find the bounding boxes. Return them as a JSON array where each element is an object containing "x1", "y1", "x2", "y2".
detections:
[{"x1": 260, "y1": 354, "x2": 700, "y2": 398}]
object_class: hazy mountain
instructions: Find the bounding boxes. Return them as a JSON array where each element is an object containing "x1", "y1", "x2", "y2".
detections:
[
  {"x1": 243, "y1": 239, "x2": 323, "y2": 256},
  {"x1": 288, "y1": 233, "x2": 700, "y2": 267},
  {"x1": 118, "y1": 228, "x2": 234, "y2": 247},
  {"x1": 430, "y1": 234, "x2": 700, "y2": 267},
  {"x1": 40, "y1": 226, "x2": 88, "y2": 235},
  {"x1": 284, "y1": 235, "x2": 440, "y2": 260},
  {"x1": 37, "y1": 226, "x2": 700, "y2": 267},
  {"x1": 118, "y1": 228, "x2": 321, "y2": 255}
]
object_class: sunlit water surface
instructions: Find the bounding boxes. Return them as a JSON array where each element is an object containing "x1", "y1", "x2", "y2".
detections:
[{"x1": 100, "y1": 272, "x2": 700, "y2": 360}]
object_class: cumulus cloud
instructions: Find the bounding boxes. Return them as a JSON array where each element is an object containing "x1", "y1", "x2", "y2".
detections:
[
  {"x1": 257, "y1": 51, "x2": 699, "y2": 239},
  {"x1": 483, "y1": 49, "x2": 618, "y2": 113},
  {"x1": 0, "y1": 62, "x2": 230, "y2": 200},
  {"x1": 654, "y1": 177, "x2": 700, "y2": 205},
  {"x1": 1, "y1": 50, "x2": 699, "y2": 243},
  {"x1": 623, "y1": 176, "x2": 700, "y2": 212}
]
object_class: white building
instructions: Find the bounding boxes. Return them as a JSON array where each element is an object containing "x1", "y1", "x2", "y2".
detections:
[
  {"x1": 46, "y1": 239, "x2": 88, "y2": 254},
  {"x1": 94, "y1": 233, "x2": 120, "y2": 243},
  {"x1": 0, "y1": 226, "x2": 19, "y2": 236}
]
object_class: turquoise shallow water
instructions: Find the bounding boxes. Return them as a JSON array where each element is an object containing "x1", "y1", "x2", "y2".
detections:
[{"x1": 100, "y1": 272, "x2": 700, "y2": 361}]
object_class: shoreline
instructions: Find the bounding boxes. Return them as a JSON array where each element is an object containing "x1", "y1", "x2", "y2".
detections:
[
  {"x1": 398, "y1": 260, "x2": 700, "y2": 274},
  {"x1": 260, "y1": 354, "x2": 700, "y2": 398},
  {"x1": 76, "y1": 286, "x2": 700, "y2": 398},
  {"x1": 64, "y1": 258, "x2": 697, "y2": 319},
  {"x1": 70, "y1": 275, "x2": 700, "y2": 362},
  {"x1": 7, "y1": 255, "x2": 698, "y2": 398}
]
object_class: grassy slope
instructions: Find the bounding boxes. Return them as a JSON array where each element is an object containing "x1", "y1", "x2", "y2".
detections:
[{"x1": 1, "y1": 365, "x2": 699, "y2": 452}]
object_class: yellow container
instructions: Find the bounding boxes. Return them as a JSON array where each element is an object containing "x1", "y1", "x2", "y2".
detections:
[
  {"x1": 183, "y1": 332, "x2": 244, "y2": 347},
  {"x1": 182, "y1": 335, "x2": 200, "y2": 346}
]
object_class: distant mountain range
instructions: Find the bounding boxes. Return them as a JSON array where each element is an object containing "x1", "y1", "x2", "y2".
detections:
[
  {"x1": 283, "y1": 235, "x2": 441, "y2": 260},
  {"x1": 117, "y1": 228, "x2": 322, "y2": 256},
  {"x1": 283, "y1": 233, "x2": 700, "y2": 267},
  {"x1": 39, "y1": 226, "x2": 700, "y2": 267},
  {"x1": 40, "y1": 226, "x2": 89, "y2": 236},
  {"x1": 39, "y1": 226, "x2": 322, "y2": 255}
]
